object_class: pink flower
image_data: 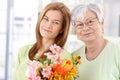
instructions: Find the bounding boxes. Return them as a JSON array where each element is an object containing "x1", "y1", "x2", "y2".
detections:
[
  {"x1": 44, "y1": 52, "x2": 54, "y2": 59},
  {"x1": 26, "y1": 60, "x2": 42, "y2": 80},
  {"x1": 26, "y1": 44, "x2": 79, "y2": 80},
  {"x1": 49, "y1": 44, "x2": 62, "y2": 54},
  {"x1": 54, "y1": 55, "x2": 62, "y2": 64},
  {"x1": 41, "y1": 65, "x2": 52, "y2": 78}
]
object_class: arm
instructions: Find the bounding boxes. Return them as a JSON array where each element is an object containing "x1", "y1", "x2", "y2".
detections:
[
  {"x1": 12, "y1": 45, "x2": 31, "y2": 80},
  {"x1": 12, "y1": 47, "x2": 23, "y2": 80}
]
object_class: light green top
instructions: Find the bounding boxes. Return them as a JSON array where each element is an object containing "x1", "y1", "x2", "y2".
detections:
[
  {"x1": 72, "y1": 41, "x2": 120, "y2": 80},
  {"x1": 13, "y1": 45, "x2": 72, "y2": 80}
]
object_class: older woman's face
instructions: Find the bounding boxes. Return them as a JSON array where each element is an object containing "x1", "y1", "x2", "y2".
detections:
[{"x1": 74, "y1": 10, "x2": 104, "y2": 42}]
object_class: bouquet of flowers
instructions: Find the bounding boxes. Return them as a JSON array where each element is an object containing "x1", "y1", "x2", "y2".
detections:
[{"x1": 26, "y1": 44, "x2": 81, "y2": 80}]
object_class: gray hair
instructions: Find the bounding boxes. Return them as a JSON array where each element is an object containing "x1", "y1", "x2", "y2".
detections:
[{"x1": 71, "y1": 3, "x2": 104, "y2": 23}]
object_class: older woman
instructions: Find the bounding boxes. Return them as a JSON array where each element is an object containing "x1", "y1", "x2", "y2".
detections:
[{"x1": 71, "y1": 3, "x2": 120, "y2": 80}]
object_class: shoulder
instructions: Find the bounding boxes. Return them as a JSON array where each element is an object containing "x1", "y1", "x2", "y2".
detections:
[
  {"x1": 19, "y1": 44, "x2": 32, "y2": 52},
  {"x1": 107, "y1": 41, "x2": 120, "y2": 67},
  {"x1": 107, "y1": 41, "x2": 120, "y2": 52},
  {"x1": 18, "y1": 44, "x2": 33, "y2": 58},
  {"x1": 105, "y1": 41, "x2": 120, "y2": 60},
  {"x1": 60, "y1": 48, "x2": 72, "y2": 60},
  {"x1": 62, "y1": 48, "x2": 70, "y2": 53},
  {"x1": 72, "y1": 45, "x2": 85, "y2": 55}
]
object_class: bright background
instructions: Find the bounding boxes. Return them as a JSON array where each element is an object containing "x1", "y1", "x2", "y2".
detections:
[{"x1": 0, "y1": 0, "x2": 120, "y2": 80}]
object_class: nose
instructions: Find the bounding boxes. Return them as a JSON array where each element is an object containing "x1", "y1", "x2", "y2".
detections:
[
  {"x1": 46, "y1": 21, "x2": 52, "y2": 28},
  {"x1": 82, "y1": 24, "x2": 89, "y2": 31}
]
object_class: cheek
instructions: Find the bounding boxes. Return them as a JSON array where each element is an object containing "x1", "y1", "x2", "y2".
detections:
[
  {"x1": 76, "y1": 29, "x2": 81, "y2": 35},
  {"x1": 76, "y1": 30, "x2": 82, "y2": 39},
  {"x1": 95, "y1": 25, "x2": 102, "y2": 33},
  {"x1": 39, "y1": 24, "x2": 42, "y2": 33},
  {"x1": 40, "y1": 20, "x2": 44, "y2": 28},
  {"x1": 48, "y1": 26, "x2": 61, "y2": 38},
  {"x1": 39, "y1": 23, "x2": 44, "y2": 35},
  {"x1": 54, "y1": 25, "x2": 62, "y2": 33},
  {"x1": 93, "y1": 23, "x2": 102, "y2": 31},
  {"x1": 53, "y1": 28, "x2": 61, "y2": 36}
]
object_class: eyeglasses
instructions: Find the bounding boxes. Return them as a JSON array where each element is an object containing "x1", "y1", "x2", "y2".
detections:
[{"x1": 74, "y1": 17, "x2": 98, "y2": 29}]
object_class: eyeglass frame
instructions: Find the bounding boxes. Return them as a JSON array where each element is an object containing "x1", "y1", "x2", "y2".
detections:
[{"x1": 73, "y1": 17, "x2": 98, "y2": 29}]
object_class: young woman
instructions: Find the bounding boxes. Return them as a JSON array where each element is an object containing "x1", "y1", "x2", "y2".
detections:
[{"x1": 13, "y1": 2, "x2": 71, "y2": 80}]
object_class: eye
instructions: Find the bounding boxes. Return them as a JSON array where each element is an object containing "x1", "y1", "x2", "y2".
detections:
[
  {"x1": 75, "y1": 23, "x2": 83, "y2": 28},
  {"x1": 53, "y1": 21, "x2": 59, "y2": 25},
  {"x1": 43, "y1": 17, "x2": 49, "y2": 21},
  {"x1": 87, "y1": 20, "x2": 94, "y2": 25},
  {"x1": 78, "y1": 23, "x2": 84, "y2": 26}
]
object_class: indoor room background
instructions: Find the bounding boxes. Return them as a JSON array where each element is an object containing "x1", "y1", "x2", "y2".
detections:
[{"x1": 0, "y1": 0, "x2": 120, "y2": 80}]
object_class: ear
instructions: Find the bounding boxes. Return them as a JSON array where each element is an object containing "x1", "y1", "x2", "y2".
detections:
[
  {"x1": 100, "y1": 18, "x2": 104, "y2": 25},
  {"x1": 101, "y1": 19, "x2": 104, "y2": 33}
]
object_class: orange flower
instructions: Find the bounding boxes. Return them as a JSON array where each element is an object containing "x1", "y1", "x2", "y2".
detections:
[{"x1": 54, "y1": 59, "x2": 73, "y2": 76}]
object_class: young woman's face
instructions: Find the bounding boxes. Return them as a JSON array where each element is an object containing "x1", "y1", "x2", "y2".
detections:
[
  {"x1": 40, "y1": 10, "x2": 63, "y2": 40},
  {"x1": 74, "y1": 10, "x2": 104, "y2": 42}
]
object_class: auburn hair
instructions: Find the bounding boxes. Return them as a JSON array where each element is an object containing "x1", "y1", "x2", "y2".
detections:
[{"x1": 29, "y1": 2, "x2": 70, "y2": 60}]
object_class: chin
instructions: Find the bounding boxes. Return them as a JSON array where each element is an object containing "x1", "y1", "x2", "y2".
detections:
[{"x1": 80, "y1": 36, "x2": 95, "y2": 42}]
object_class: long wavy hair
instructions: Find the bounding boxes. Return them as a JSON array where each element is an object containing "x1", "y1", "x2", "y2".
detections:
[{"x1": 29, "y1": 2, "x2": 70, "y2": 60}]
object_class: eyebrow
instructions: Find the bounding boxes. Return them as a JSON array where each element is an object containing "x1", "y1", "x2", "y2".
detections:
[
  {"x1": 86, "y1": 17, "x2": 96, "y2": 21},
  {"x1": 75, "y1": 16, "x2": 96, "y2": 23},
  {"x1": 43, "y1": 15, "x2": 48, "y2": 18},
  {"x1": 44, "y1": 15, "x2": 62, "y2": 23}
]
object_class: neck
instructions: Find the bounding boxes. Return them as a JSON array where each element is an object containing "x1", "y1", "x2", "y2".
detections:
[
  {"x1": 85, "y1": 38, "x2": 107, "y2": 61},
  {"x1": 39, "y1": 38, "x2": 55, "y2": 53}
]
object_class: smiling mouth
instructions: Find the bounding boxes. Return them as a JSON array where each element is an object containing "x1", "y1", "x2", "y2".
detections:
[
  {"x1": 43, "y1": 28, "x2": 52, "y2": 33},
  {"x1": 83, "y1": 32, "x2": 93, "y2": 36}
]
